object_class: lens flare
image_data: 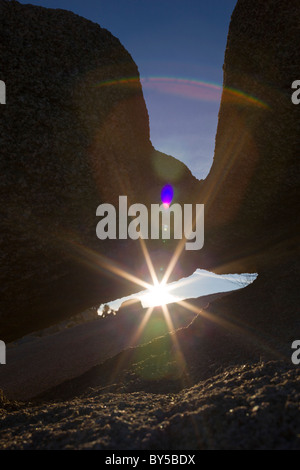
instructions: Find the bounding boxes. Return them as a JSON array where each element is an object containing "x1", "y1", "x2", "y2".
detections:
[
  {"x1": 161, "y1": 184, "x2": 174, "y2": 208},
  {"x1": 95, "y1": 76, "x2": 269, "y2": 109}
]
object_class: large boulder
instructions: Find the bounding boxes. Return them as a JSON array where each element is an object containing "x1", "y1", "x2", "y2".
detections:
[
  {"x1": 0, "y1": 1, "x2": 200, "y2": 341},
  {"x1": 198, "y1": 0, "x2": 299, "y2": 274},
  {"x1": 190, "y1": 0, "x2": 300, "y2": 360}
]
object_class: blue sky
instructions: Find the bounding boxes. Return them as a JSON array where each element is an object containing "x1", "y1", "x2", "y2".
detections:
[{"x1": 18, "y1": 0, "x2": 237, "y2": 179}]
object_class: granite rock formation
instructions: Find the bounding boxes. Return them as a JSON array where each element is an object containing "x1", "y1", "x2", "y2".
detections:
[
  {"x1": 1, "y1": 0, "x2": 299, "y2": 350},
  {"x1": 199, "y1": 0, "x2": 299, "y2": 274},
  {"x1": 191, "y1": 0, "x2": 300, "y2": 359},
  {"x1": 0, "y1": 0, "x2": 199, "y2": 341}
]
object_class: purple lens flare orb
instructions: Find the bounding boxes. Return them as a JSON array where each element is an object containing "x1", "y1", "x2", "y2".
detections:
[{"x1": 161, "y1": 184, "x2": 174, "y2": 208}]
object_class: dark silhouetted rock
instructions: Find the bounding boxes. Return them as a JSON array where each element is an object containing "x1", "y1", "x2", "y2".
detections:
[
  {"x1": 0, "y1": 0, "x2": 200, "y2": 341},
  {"x1": 198, "y1": 0, "x2": 299, "y2": 274},
  {"x1": 190, "y1": 0, "x2": 300, "y2": 358}
]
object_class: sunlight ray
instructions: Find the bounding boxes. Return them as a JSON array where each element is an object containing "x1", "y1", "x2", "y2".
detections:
[
  {"x1": 69, "y1": 241, "x2": 152, "y2": 291},
  {"x1": 127, "y1": 306, "x2": 154, "y2": 348},
  {"x1": 107, "y1": 306, "x2": 154, "y2": 384},
  {"x1": 161, "y1": 237, "x2": 187, "y2": 285},
  {"x1": 161, "y1": 304, "x2": 187, "y2": 374},
  {"x1": 177, "y1": 299, "x2": 285, "y2": 359},
  {"x1": 138, "y1": 238, "x2": 159, "y2": 286}
]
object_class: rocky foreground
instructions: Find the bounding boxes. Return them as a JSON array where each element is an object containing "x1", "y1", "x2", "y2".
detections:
[
  {"x1": 0, "y1": 360, "x2": 299, "y2": 450},
  {"x1": 1, "y1": 286, "x2": 299, "y2": 450}
]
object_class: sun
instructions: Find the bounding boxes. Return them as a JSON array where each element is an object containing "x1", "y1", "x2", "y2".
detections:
[{"x1": 141, "y1": 282, "x2": 178, "y2": 308}]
